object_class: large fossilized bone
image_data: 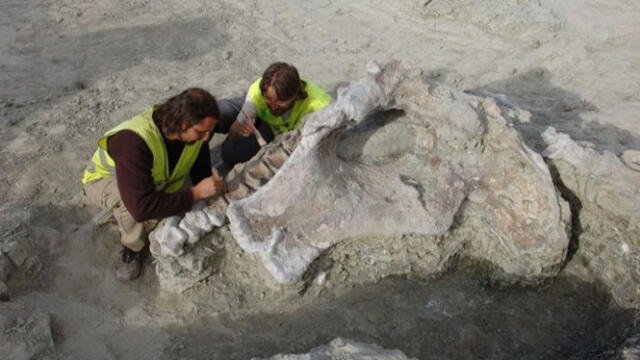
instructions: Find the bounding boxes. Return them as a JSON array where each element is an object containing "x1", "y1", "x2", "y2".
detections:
[
  {"x1": 150, "y1": 62, "x2": 404, "y2": 257},
  {"x1": 226, "y1": 62, "x2": 569, "y2": 283},
  {"x1": 151, "y1": 61, "x2": 570, "y2": 285},
  {"x1": 149, "y1": 127, "x2": 302, "y2": 257},
  {"x1": 226, "y1": 62, "x2": 471, "y2": 283}
]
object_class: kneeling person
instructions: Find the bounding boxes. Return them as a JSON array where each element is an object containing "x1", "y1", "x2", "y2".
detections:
[
  {"x1": 82, "y1": 88, "x2": 224, "y2": 281},
  {"x1": 221, "y1": 62, "x2": 332, "y2": 168}
]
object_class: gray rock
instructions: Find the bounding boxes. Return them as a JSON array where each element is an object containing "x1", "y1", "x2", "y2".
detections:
[
  {"x1": 5, "y1": 242, "x2": 29, "y2": 268},
  {"x1": 0, "y1": 204, "x2": 35, "y2": 274},
  {"x1": 0, "y1": 304, "x2": 56, "y2": 359},
  {"x1": 150, "y1": 226, "x2": 228, "y2": 293},
  {"x1": 622, "y1": 149, "x2": 640, "y2": 172},
  {"x1": 542, "y1": 127, "x2": 640, "y2": 306},
  {"x1": 542, "y1": 127, "x2": 640, "y2": 229},
  {"x1": 0, "y1": 203, "x2": 32, "y2": 243},
  {"x1": 253, "y1": 337, "x2": 416, "y2": 360}
]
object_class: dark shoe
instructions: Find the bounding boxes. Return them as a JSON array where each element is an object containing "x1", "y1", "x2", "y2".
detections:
[{"x1": 115, "y1": 247, "x2": 142, "y2": 281}]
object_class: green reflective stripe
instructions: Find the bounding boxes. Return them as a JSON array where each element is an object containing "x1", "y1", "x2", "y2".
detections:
[
  {"x1": 82, "y1": 107, "x2": 202, "y2": 192},
  {"x1": 97, "y1": 148, "x2": 115, "y2": 173}
]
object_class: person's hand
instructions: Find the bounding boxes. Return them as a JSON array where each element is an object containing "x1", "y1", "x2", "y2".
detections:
[
  {"x1": 190, "y1": 172, "x2": 225, "y2": 201},
  {"x1": 228, "y1": 115, "x2": 257, "y2": 141}
]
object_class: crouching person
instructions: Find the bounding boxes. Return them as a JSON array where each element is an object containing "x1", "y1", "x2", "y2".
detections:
[
  {"x1": 82, "y1": 88, "x2": 225, "y2": 281},
  {"x1": 220, "y1": 62, "x2": 332, "y2": 169}
]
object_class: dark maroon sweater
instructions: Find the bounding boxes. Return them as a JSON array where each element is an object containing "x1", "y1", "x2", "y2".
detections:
[{"x1": 106, "y1": 128, "x2": 212, "y2": 222}]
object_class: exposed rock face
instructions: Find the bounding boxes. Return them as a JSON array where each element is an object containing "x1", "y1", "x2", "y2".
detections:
[
  {"x1": 450, "y1": 102, "x2": 573, "y2": 282},
  {"x1": 542, "y1": 127, "x2": 640, "y2": 231},
  {"x1": 254, "y1": 338, "x2": 416, "y2": 360},
  {"x1": 542, "y1": 127, "x2": 640, "y2": 306},
  {"x1": 613, "y1": 327, "x2": 640, "y2": 360},
  {"x1": 0, "y1": 303, "x2": 56, "y2": 360},
  {"x1": 151, "y1": 61, "x2": 570, "y2": 287},
  {"x1": 0, "y1": 203, "x2": 43, "y2": 300}
]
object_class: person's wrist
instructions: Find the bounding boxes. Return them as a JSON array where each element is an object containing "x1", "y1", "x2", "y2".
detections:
[{"x1": 190, "y1": 186, "x2": 201, "y2": 201}]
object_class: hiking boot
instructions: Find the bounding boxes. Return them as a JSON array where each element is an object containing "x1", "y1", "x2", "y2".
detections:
[{"x1": 115, "y1": 247, "x2": 142, "y2": 281}]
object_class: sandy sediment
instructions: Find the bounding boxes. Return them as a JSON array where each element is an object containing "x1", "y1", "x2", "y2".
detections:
[{"x1": 1, "y1": 0, "x2": 639, "y2": 358}]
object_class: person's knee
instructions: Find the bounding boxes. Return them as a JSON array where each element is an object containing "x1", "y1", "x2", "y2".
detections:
[
  {"x1": 220, "y1": 139, "x2": 237, "y2": 166},
  {"x1": 220, "y1": 139, "x2": 245, "y2": 167}
]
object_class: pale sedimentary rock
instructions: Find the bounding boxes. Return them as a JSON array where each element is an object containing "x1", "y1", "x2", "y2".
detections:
[
  {"x1": 447, "y1": 102, "x2": 572, "y2": 282},
  {"x1": 542, "y1": 127, "x2": 640, "y2": 305},
  {"x1": 253, "y1": 337, "x2": 416, "y2": 360},
  {"x1": 542, "y1": 126, "x2": 640, "y2": 230},
  {"x1": 151, "y1": 61, "x2": 570, "y2": 285},
  {"x1": 0, "y1": 304, "x2": 56, "y2": 360}
]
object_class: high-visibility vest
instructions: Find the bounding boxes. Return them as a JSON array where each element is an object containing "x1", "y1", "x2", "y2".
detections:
[
  {"x1": 81, "y1": 108, "x2": 204, "y2": 193},
  {"x1": 247, "y1": 78, "x2": 331, "y2": 135}
]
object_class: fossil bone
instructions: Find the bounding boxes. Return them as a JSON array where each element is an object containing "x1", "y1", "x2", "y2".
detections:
[
  {"x1": 150, "y1": 127, "x2": 302, "y2": 257},
  {"x1": 151, "y1": 61, "x2": 570, "y2": 285},
  {"x1": 226, "y1": 61, "x2": 569, "y2": 283}
]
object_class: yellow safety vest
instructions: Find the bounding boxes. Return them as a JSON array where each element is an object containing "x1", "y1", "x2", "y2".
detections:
[
  {"x1": 81, "y1": 108, "x2": 204, "y2": 193},
  {"x1": 247, "y1": 78, "x2": 331, "y2": 135}
]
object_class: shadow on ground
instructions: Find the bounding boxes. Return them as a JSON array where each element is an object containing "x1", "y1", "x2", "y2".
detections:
[
  {"x1": 463, "y1": 68, "x2": 640, "y2": 154},
  {"x1": 158, "y1": 266, "x2": 636, "y2": 360}
]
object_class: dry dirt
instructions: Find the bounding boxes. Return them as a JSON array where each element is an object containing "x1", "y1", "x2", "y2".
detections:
[{"x1": 1, "y1": 0, "x2": 639, "y2": 359}]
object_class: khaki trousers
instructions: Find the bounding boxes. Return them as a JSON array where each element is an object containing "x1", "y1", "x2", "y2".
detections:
[{"x1": 83, "y1": 177, "x2": 146, "y2": 252}]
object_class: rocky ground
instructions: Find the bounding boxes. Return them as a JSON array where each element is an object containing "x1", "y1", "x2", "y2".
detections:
[{"x1": 1, "y1": 0, "x2": 639, "y2": 359}]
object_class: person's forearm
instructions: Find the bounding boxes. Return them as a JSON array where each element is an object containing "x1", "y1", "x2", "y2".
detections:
[
  {"x1": 115, "y1": 160, "x2": 195, "y2": 221},
  {"x1": 127, "y1": 188, "x2": 194, "y2": 222}
]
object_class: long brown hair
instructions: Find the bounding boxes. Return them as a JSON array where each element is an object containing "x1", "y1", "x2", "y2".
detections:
[
  {"x1": 259, "y1": 62, "x2": 307, "y2": 101},
  {"x1": 153, "y1": 88, "x2": 219, "y2": 135}
]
